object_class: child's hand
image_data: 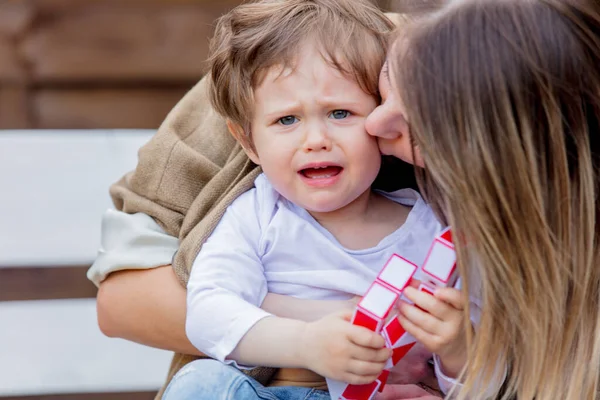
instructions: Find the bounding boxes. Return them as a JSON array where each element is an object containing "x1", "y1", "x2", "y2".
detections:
[
  {"x1": 300, "y1": 310, "x2": 391, "y2": 384},
  {"x1": 396, "y1": 287, "x2": 470, "y2": 378}
]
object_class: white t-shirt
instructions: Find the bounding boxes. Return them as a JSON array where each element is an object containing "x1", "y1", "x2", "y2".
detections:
[{"x1": 186, "y1": 173, "x2": 475, "y2": 394}]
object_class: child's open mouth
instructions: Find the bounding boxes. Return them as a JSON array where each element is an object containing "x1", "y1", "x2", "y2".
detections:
[{"x1": 299, "y1": 166, "x2": 343, "y2": 179}]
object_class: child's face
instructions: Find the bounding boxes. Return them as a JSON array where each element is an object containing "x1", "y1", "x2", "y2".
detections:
[{"x1": 247, "y1": 44, "x2": 381, "y2": 213}]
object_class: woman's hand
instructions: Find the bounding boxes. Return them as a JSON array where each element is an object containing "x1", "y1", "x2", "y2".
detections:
[
  {"x1": 387, "y1": 343, "x2": 437, "y2": 388},
  {"x1": 377, "y1": 384, "x2": 443, "y2": 400},
  {"x1": 396, "y1": 287, "x2": 469, "y2": 378},
  {"x1": 300, "y1": 310, "x2": 391, "y2": 384}
]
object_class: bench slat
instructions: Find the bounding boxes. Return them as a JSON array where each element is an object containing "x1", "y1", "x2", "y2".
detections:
[
  {"x1": 0, "y1": 299, "x2": 171, "y2": 396},
  {"x1": 0, "y1": 130, "x2": 154, "y2": 267},
  {"x1": 0, "y1": 266, "x2": 96, "y2": 301}
]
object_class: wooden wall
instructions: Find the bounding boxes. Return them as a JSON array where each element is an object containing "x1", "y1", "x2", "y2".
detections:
[
  {"x1": 0, "y1": 0, "x2": 241, "y2": 129},
  {"x1": 0, "y1": 0, "x2": 436, "y2": 130}
]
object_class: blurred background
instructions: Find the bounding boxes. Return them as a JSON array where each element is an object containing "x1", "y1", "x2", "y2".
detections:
[{"x1": 0, "y1": 0, "x2": 437, "y2": 399}]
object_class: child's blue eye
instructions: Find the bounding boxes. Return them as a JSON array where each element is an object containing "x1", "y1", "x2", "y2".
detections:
[
  {"x1": 330, "y1": 110, "x2": 350, "y2": 120},
  {"x1": 278, "y1": 116, "x2": 298, "y2": 126}
]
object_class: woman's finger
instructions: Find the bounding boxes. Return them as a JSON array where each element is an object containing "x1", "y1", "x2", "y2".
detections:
[
  {"x1": 378, "y1": 383, "x2": 444, "y2": 400},
  {"x1": 398, "y1": 301, "x2": 442, "y2": 334},
  {"x1": 434, "y1": 287, "x2": 465, "y2": 311},
  {"x1": 402, "y1": 287, "x2": 450, "y2": 320},
  {"x1": 397, "y1": 309, "x2": 438, "y2": 344}
]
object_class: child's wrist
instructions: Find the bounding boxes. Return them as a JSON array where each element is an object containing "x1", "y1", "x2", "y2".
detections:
[{"x1": 296, "y1": 321, "x2": 313, "y2": 369}]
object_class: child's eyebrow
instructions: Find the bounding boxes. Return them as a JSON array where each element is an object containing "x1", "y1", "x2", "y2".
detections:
[
  {"x1": 315, "y1": 99, "x2": 365, "y2": 110},
  {"x1": 263, "y1": 102, "x2": 303, "y2": 120}
]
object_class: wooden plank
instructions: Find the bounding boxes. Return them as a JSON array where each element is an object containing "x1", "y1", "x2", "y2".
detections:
[
  {"x1": 21, "y1": 2, "x2": 239, "y2": 83},
  {"x1": 0, "y1": 87, "x2": 30, "y2": 128},
  {"x1": 0, "y1": 266, "x2": 96, "y2": 301},
  {"x1": 0, "y1": 38, "x2": 26, "y2": 83},
  {"x1": 33, "y1": 88, "x2": 189, "y2": 129},
  {"x1": 0, "y1": 299, "x2": 172, "y2": 396},
  {"x1": 33, "y1": 0, "x2": 241, "y2": 13},
  {"x1": 0, "y1": 1, "x2": 34, "y2": 38},
  {"x1": 0, "y1": 391, "x2": 156, "y2": 400}
]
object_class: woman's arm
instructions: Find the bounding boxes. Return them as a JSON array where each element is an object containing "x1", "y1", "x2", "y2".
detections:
[
  {"x1": 96, "y1": 265, "x2": 358, "y2": 354},
  {"x1": 97, "y1": 265, "x2": 202, "y2": 356}
]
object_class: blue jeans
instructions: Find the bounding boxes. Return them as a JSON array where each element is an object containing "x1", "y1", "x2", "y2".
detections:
[{"x1": 162, "y1": 359, "x2": 331, "y2": 400}]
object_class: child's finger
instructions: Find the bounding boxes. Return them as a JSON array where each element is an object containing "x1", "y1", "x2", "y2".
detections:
[
  {"x1": 398, "y1": 301, "x2": 441, "y2": 335},
  {"x1": 346, "y1": 359, "x2": 387, "y2": 377},
  {"x1": 342, "y1": 371, "x2": 381, "y2": 386},
  {"x1": 349, "y1": 345, "x2": 392, "y2": 363},
  {"x1": 338, "y1": 308, "x2": 357, "y2": 322},
  {"x1": 348, "y1": 326, "x2": 387, "y2": 349},
  {"x1": 434, "y1": 287, "x2": 465, "y2": 310}
]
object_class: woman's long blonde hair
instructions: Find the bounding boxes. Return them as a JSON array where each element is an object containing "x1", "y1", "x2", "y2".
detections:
[{"x1": 393, "y1": 1, "x2": 600, "y2": 398}]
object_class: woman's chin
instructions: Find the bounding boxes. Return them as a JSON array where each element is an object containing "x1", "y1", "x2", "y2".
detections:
[
  {"x1": 377, "y1": 138, "x2": 424, "y2": 168},
  {"x1": 378, "y1": 138, "x2": 410, "y2": 162}
]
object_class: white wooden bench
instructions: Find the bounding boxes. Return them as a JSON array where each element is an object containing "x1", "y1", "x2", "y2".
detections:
[{"x1": 0, "y1": 130, "x2": 172, "y2": 399}]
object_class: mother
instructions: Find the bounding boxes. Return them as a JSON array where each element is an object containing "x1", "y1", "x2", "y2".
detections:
[
  {"x1": 92, "y1": 0, "x2": 600, "y2": 399},
  {"x1": 367, "y1": 0, "x2": 600, "y2": 398}
]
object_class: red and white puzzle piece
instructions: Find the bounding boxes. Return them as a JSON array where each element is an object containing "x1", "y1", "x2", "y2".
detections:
[
  {"x1": 339, "y1": 380, "x2": 381, "y2": 400},
  {"x1": 330, "y1": 228, "x2": 458, "y2": 400},
  {"x1": 332, "y1": 255, "x2": 418, "y2": 400},
  {"x1": 326, "y1": 362, "x2": 391, "y2": 400},
  {"x1": 351, "y1": 254, "x2": 418, "y2": 333},
  {"x1": 383, "y1": 227, "x2": 458, "y2": 367},
  {"x1": 334, "y1": 369, "x2": 391, "y2": 400},
  {"x1": 421, "y1": 228, "x2": 458, "y2": 288},
  {"x1": 382, "y1": 317, "x2": 417, "y2": 370},
  {"x1": 352, "y1": 281, "x2": 399, "y2": 333}
]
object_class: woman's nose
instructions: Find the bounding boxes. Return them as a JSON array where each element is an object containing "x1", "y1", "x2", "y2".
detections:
[
  {"x1": 366, "y1": 105, "x2": 406, "y2": 140},
  {"x1": 366, "y1": 106, "x2": 394, "y2": 140}
]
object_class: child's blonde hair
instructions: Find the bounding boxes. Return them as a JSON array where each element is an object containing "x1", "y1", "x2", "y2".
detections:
[
  {"x1": 207, "y1": 0, "x2": 396, "y2": 149},
  {"x1": 394, "y1": 0, "x2": 600, "y2": 399}
]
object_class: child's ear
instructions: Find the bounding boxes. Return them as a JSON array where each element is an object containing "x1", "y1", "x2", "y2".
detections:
[{"x1": 226, "y1": 120, "x2": 260, "y2": 165}]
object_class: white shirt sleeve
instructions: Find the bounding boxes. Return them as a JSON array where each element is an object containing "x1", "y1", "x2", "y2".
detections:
[
  {"x1": 185, "y1": 188, "x2": 272, "y2": 364},
  {"x1": 434, "y1": 352, "x2": 507, "y2": 398},
  {"x1": 86, "y1": 209, "x2": 179, "y2": 287}
]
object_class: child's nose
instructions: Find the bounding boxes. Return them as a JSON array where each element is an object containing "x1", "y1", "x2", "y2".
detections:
[{"x1": 303, "y1": 125, "x2": 332, "y2": 152}]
